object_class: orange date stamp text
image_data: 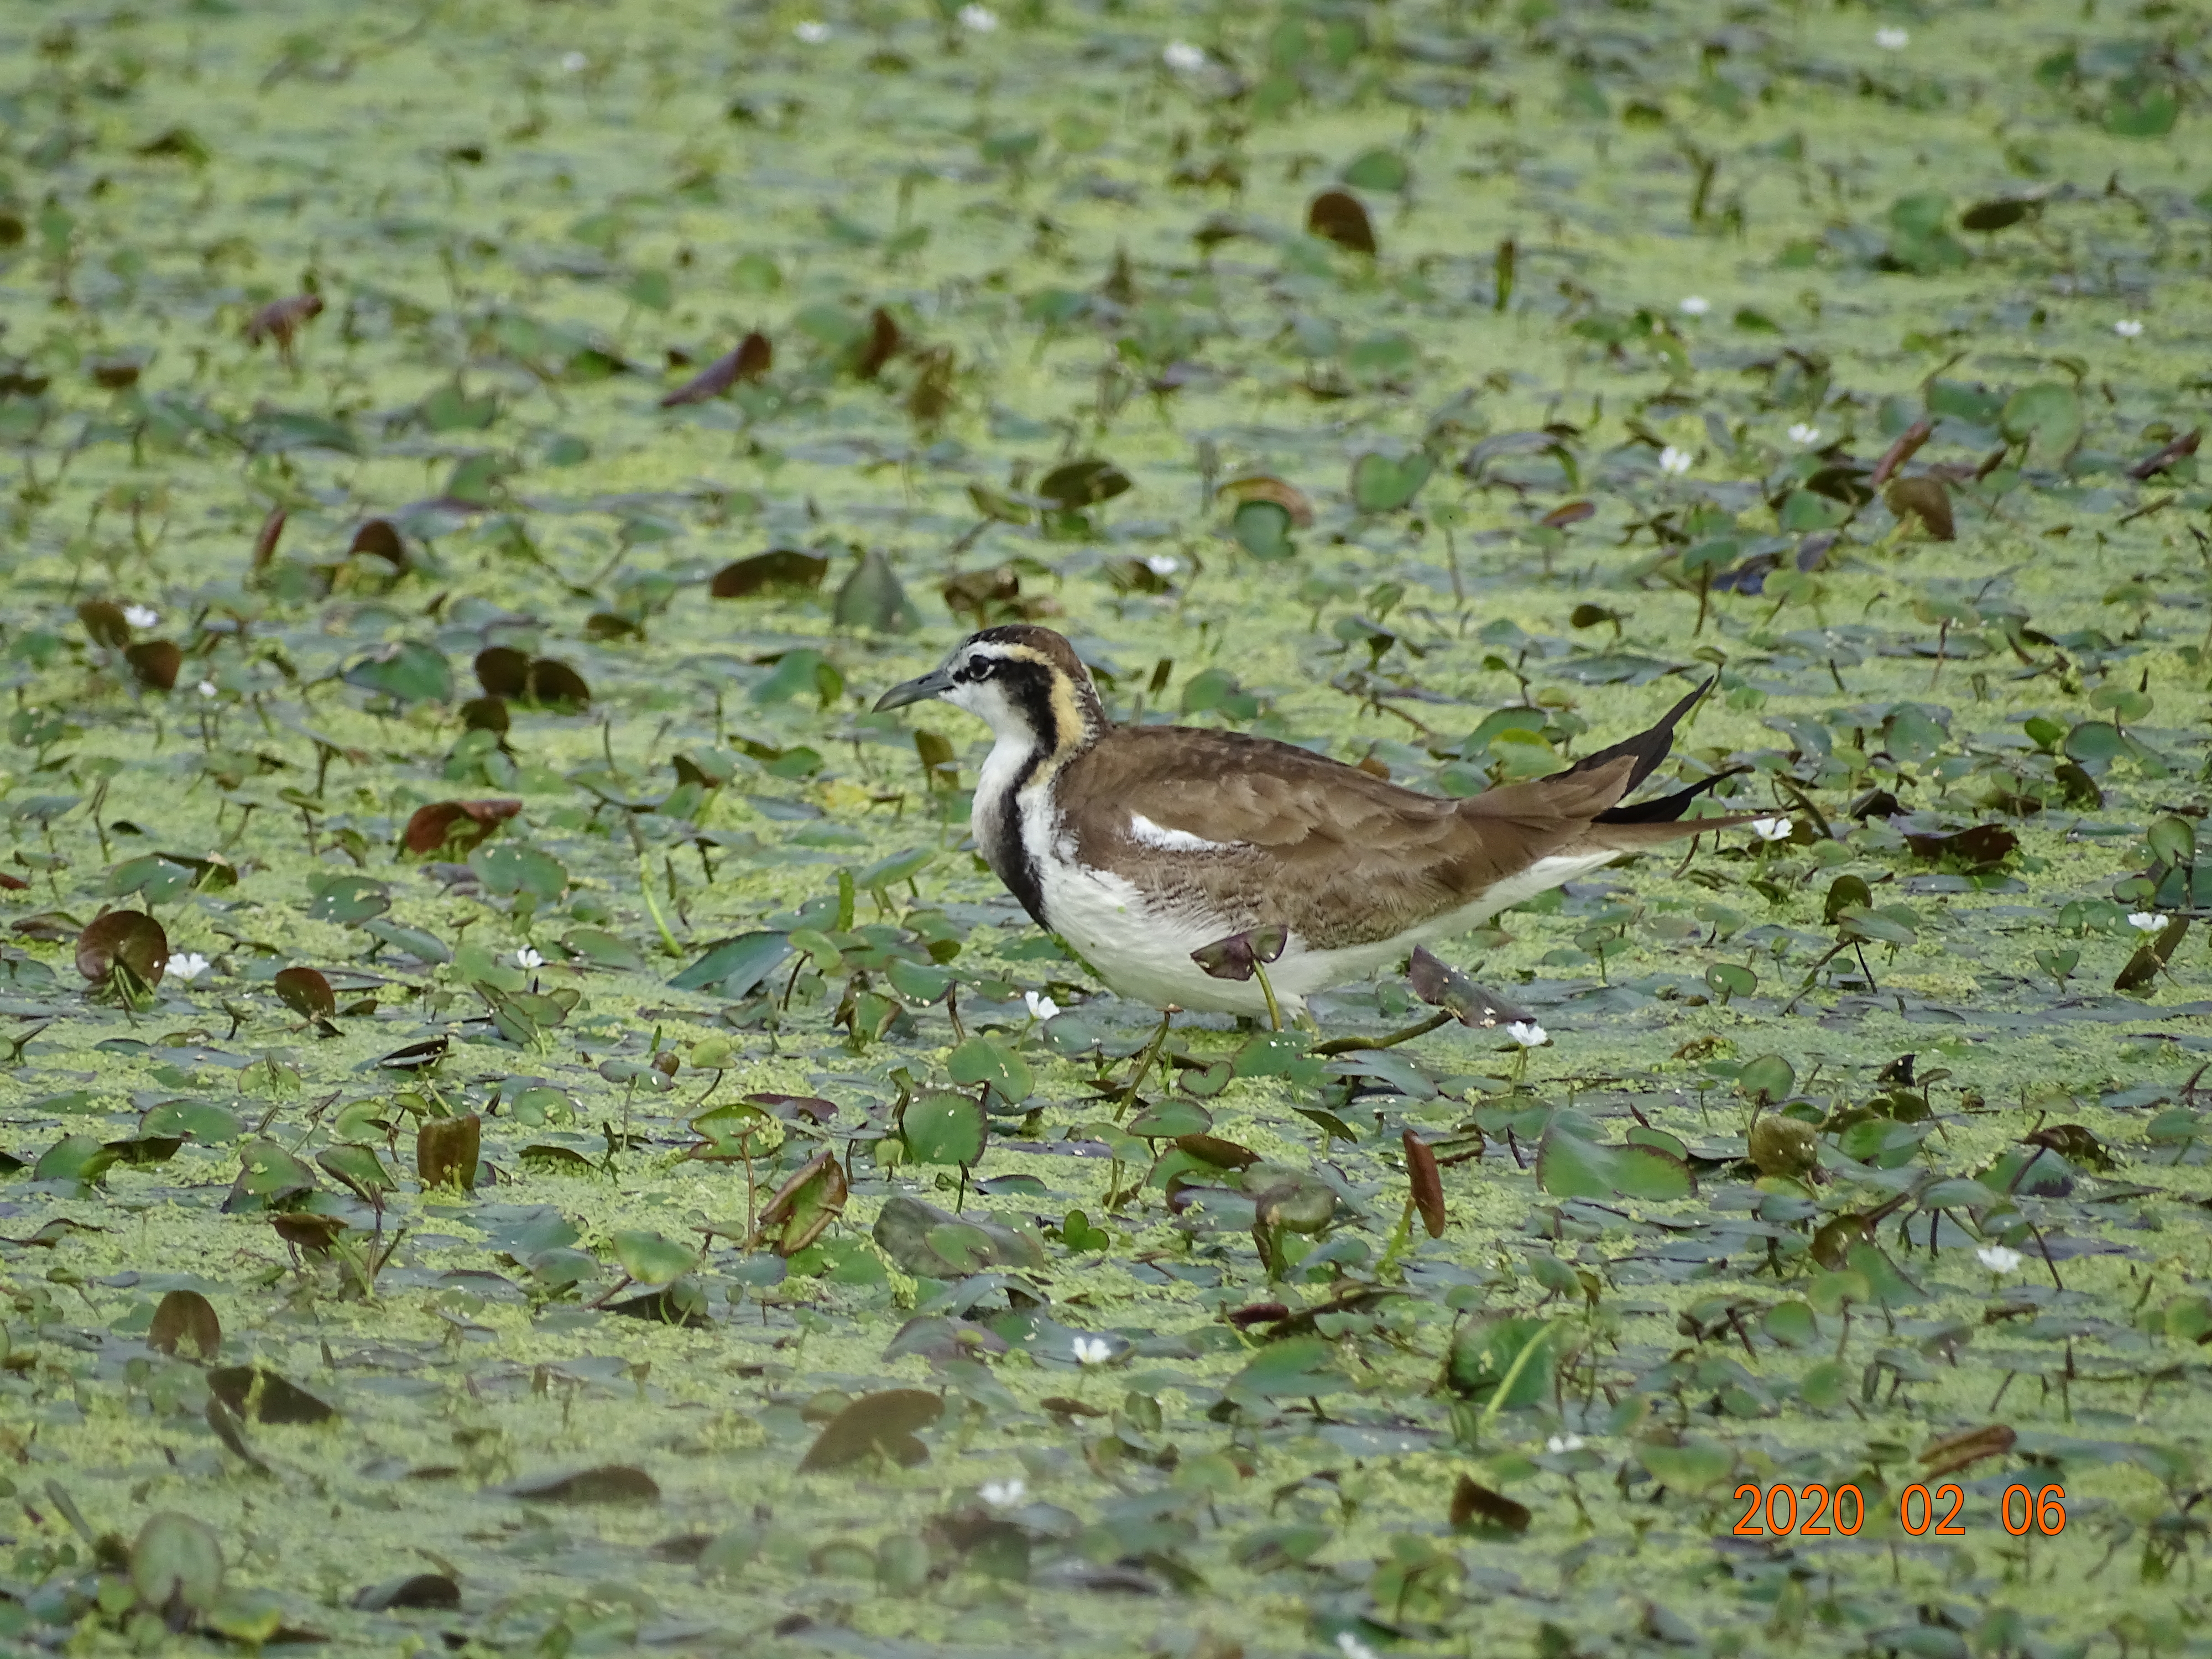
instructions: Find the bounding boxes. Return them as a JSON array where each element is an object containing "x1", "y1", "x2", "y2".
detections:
[{"x1": 1730, "y1": 1483, "x2": 2067, "y2": 1538}]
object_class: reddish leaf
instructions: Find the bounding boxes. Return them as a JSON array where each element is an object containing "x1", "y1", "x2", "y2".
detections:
[
  {"x1": 474, "y1": 646, "x2": 530, "y2": 697},
  {"x1": 1918, "y1": 1423, "x2": 2016, "y2": 1478},
  {"x1": 273, "y1": 966, "x2": 337, "y2": 1020},
  {"x1": 856, "y1": 308, "x2": 902, "y2": 378},
  {"x1": 711, "y1": 550, "x2": 829, "y2": 598},
  {"x1": 77, "y1": 599, "x2": 131, "y2": 649},
  {"x1": 1869, "y1": 418, "x2": 1934, "y2": 487},
  {"x1": 1306, "y1": 189, "x2": 1376, "y2": 254},
  {"x1": 124, "y1": 640, "x2": 182, "y2": 690},
  {"x1": 659, "y1": 331, "x2": 773, "y2": 405},
  {"x1": 417, "y1": 1114, "x2": 482, "y2": 1192},
  {"x1": 76, "y1": 910, "x2": 169, "y2": 988},
  {"x1": 251, "y1": 507, "x2": 288, "y2": 569},
  {"x1": 1403, "y1": 1129, "x2": 1447, "y2": 1238},
  {"x1": 2130, "y1": 428, "x2": 2200, "y2": 481},
  {"x1": 402, "y1": 798, "x2": 521, "y2": 855},
  {"x1": 349, "y1": 519, "x2": 406, "y2": 567},
  {"x1": 148, "y1": 1289, "x2": 221, "y2": 1360}
]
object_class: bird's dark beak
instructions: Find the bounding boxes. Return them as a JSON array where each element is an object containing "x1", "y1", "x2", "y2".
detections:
[{"x1": 873, "y1": 665, "x2": 955, "y2": 713}]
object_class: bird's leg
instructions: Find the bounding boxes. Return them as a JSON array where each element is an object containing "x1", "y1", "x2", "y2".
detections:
[{"x1": 1117, "y1": 1008, "x2": 1175, "y2": 1120}]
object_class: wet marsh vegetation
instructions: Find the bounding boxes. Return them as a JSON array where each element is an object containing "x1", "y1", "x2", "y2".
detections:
[{"x1": 3, "y1": 0, "x2": 2212, "y2": 1653}]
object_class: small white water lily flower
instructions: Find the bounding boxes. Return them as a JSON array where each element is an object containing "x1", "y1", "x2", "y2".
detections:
[
  {"x1": 1657, "y1": 445, "x2": 1693, "y2": 476},
  {"x1": 1546, "y1": 1433, "x2": 1586, "y2": 1454},
  {"x1": 792, "y1": 19, "x2": 831, "y2": 43},
  {"x1": 1162, "y1": 39, "x2": 1207, "y2": 72},
  {"x1": 557, "y1": 50, "x2": 588, "y2": 72},
  {"x1": 1145, "y1": 552, "x2": 1182, "y2": 578},
  {"x1": 1677, "y1": 295, "x2": 1710, "y2": 317},
  {"x1": 2113, "y1": 319, "x2": 2144, "y2": 338},
  {"x1": 1337, "y1": 1633, "x2": 1381, "y2": 1659},
  {"x1": 1976, "y1": 1245, "x2": 2023, "y2": 1274},
  {"x1": 1874, "y1": 26, "x2": 1910, "y2": 50},
  {"x1": 169, "y1": 952, "x2": 212, "y2": 982},
  {"x1": 958, "y1": 3, "x2": 998, "y2": 30},
  {"x1": 196, "y1": 680, "x2": 218, "y2": 698},
  {"x1": 1750, "y1": 816, "x2": 1794, "y2": 843},
  {"x1": 980, "y1": 1477, "x2": 1026, "y2": 1507},
  {"x1": 1506, "y1": 1020, "x2": 1548, "y2": 1049},
  {"x1": 1787, "y1": 422, "x2": 1824, "y2": 447},
  {"x1": 122, "y1": 604, "x2": 159, "y2": 629},
  {"x1": 2128, "y1": 911, "x2": 2167, "y2": 933},
  {"x1": 514, "y1": 946, "x2": 545, "y2": 969},
  {"x1": 1024, "y1": 990, "x2": 1060, "y2": 1021},
  {"x1": 1072, "y1": 1335, "x2": 1114, "y2": 1366}
]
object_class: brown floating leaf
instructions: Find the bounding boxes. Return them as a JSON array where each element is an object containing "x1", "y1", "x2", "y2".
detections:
[
  {"x1": 505, "y1": 1465, "x2": 661, "y2": 1505},
  {"x1": 352, "y1": 1574, "x2": 460, "y2": 1613},
  {"x1": 1450, "y1": 1474, "x2": 1531, "y2": 1535},
  {"x1": 1306, "y1": 189, "x2": 1376, "y2": 254},
  {"x1": 272, "y1": 1212, "x2": 348, "y2": 1253},
  {"x1": 403, "y1": 798, "x2": 521, "y2": 856},
  {"x1": 1402, "y1": 1130, "x2": 1447, "y2": 1238},
  {"x1": 659, "y1": 331, "x2": 773, "y2": 406},
  {"x1": 1406, "y1": 946, "x2": 1527, "y2": 1029},
  {"x1": 250, "y1": 507, "x2": 288, "y2": 570},
  {"x1": 124, "y1": 640, "x2": 182, "y2": 691},
  {"x1": 1174, "y1": 1132, "x2": 1260, "y2": 1170},
  {"x1": 1918, "y1": 1423, "x2": 2016, "y2": 1478},
  {"x1": 273, "y1": 966, "x2": 337, "y2": 1021},
  {"x1": 147, "y1": 1289, "x2": 221, "y2": 1360},
  {"x1": 1538, "y1": 499, "x2": 1595, "y2": 529},
  {"x1": 461, "y1": 695, "x2": 510, "y2": 734},
  {"x1": 1869, "y1": 419, "x2": 1934, "y2": 487},
  {"x1": 348, "y1": 519, "x2": 406, "y2": 568},
  {"x1": 474, "y1": 645, "x2": 530, "y2": 698},
  {"x1": 856, "y1": 307, "x2": 902, "y2": 379},
  {"x1": 797, "y1": 1389, "x2": 943, "y2": 1472},
  {"x1": 753, "y1": 1147, "x2": 849, "y2": 1256},
  {"x1": 1216, "y1": 474, "x2": 1314, "y2": 528},
  {"x1": 76, "y1": 910, "x2": 170, "y2": 989},
  {"x1": 1036, "y1": 458, "x2": 1131, "y2": 510},
  {"x1": 378, "y1": 1036, "x2": 448, "y2": 1071},
  {"x1": 1960, "y1": 198, "x2": 2034, "y2": 233},
  {"x1": 207, "y1": 1364, "x2": 337, "y2": 1425},
  {"x1": 1885, "y1": 476, "x2": 1954, "y2": 540},
  {"x1": 2130, "y1": 428, "x2": 2201, "y2": 481},
  {"x1": 91, "y1": 358, "x2": 143, "y2": 390},
  {"x1": 711, "y1": 549, "x2": 828, "y2": 598},
  {"x1": 243, "y1": 293, "x2": 324, "y2": 349},
  {"x1": 526, "y1": 659, "x2": 591, "y2": 707},
  {"x1": 416, "y1": 1113, "x2": 482, "y2": 1192},
  {"x1": 2116, "y1": 915, "x2": 2190, "y2": 993},
  {"x1": 77, "y1": 599, "x2": 132, "y2": 649}
]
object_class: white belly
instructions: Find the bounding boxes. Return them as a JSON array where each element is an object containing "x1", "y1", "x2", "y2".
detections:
[{"x1": 1038, "y1": 844, "x2": 1618, "y2": 1018}]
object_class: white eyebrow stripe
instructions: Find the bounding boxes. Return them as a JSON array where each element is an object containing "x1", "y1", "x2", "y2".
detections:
[{"x1": 1129, "y1": 812, "x2": 1237, "y2": 853}]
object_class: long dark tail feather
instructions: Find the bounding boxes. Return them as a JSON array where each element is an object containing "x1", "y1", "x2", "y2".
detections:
[
  {"x1": 1562, "y1": 677, "x2": 1713, "y2": 796},
  {"x1": 1595, "y1": 764, "x2": 1751, "y2": 825}
]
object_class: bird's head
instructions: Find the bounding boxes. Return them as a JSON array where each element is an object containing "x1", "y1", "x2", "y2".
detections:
[{"x1": 874, "y1": 624, "x2": 1104, "y2": 754}]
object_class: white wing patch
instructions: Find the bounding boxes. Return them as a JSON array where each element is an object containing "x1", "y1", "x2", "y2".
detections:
[{"x1": 1128, "y1": 812, "x2": 1235, "y2": 853}]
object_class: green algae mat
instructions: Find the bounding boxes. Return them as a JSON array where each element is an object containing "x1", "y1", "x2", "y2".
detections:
[{"x1": 3, "y1": 0, "x2": 2212, "y2": 1652}]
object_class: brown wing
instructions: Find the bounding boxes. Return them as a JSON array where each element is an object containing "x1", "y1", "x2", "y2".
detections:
[{"x1": 1056, "y1": 726, "x2": 1646, "y2": 950}]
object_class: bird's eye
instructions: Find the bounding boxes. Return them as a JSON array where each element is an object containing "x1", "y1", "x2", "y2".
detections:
[{"x1": 967, "y1": 657, "x2": 992, "y2": 680}]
